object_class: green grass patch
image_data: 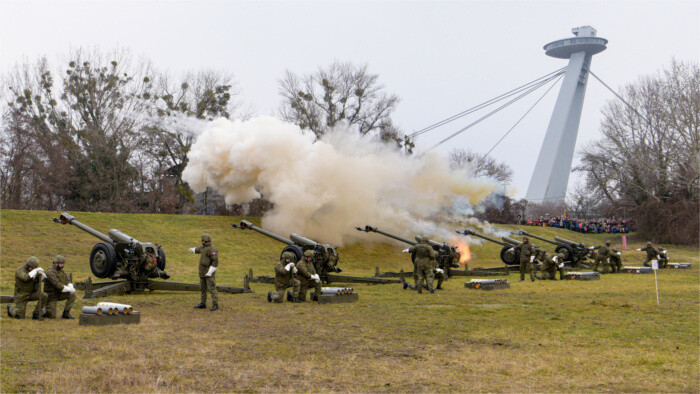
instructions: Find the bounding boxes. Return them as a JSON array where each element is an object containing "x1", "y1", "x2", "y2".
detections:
[{"x1": 1, "y1": 209, "x2": 698, "y2": 392}]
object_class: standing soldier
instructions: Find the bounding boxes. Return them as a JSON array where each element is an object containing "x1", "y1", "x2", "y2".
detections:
[
  {"x1": 638, "y1": 242, "x2": 660, "y2": 267},
  {"x1": 189, "y1": 233, "x2": 218, "y2": 311},
  {"x1": 592, "y1": 241, "x2": 612, "y2": 273},
  {"x1": 297, "y1": 250, "x2": 322, "y2": 302},
  {"x1": 271, "y1": 252, "x2": 301, "y2": 303},
  {"x1": 609, "y1": 248, "x2": 623, "y2": 273},
  {"x1": 407, "y1": 237, "x2": 438, "y2": 294},
  {"x1": 515, "y1": 237, "x2": 536, "y2": 282},
  {"x1": 7, "y1": 257, "x2": 48, "y2": 320},
  {"x1": 43, "y1": 255, "x2": 77, "y2": 319}
]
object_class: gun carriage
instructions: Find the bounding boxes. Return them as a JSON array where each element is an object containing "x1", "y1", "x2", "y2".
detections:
[{"x1": 518, "y1": 230, "x2": 592, "y2": 266}]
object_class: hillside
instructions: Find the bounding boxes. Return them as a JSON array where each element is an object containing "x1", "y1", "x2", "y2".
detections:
[{"x1": 1, "y1": 209, "x2": 698, "y2": 392}]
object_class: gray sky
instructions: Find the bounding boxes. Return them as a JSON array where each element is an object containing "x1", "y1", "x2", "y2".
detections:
[{"x1": 1, "y1": 0, "x2": 698, "y2": 199}]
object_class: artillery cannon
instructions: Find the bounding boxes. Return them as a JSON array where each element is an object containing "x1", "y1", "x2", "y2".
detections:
[
  {"x1": 234, "y1": 221, "x2": 404, "y2": 285},
  {"x1": 518, "y1": 230, "x2": 590, "y2": 265},
  {"x1": 233, "y1": 220, "x2": 342, "y2": 276},
  {"x1": 53, "y1": 212, "x2": 168, "y2": 280},
  {"x1": 52, "y1": 212, "x2": 252, "y2": 299},
  {"x1": 457, "y1": 229, "x2": 519, "y2": 266},
  {"x1": 356, "y1": 225, "x2": 462, "y2": 272}
]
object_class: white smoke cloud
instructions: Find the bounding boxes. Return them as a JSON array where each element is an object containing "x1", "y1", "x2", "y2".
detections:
[{"x1": 183, "y1": 117, "x2": 504, "y2": 246}]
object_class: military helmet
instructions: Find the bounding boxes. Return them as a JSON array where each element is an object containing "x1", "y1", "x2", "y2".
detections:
[
  {"x1": 523, "y1": 236, "x2": 530, "y2": 243},
  {"x1": 26, "y1": 256, "x2": 40, "y2": 269},
  {"x1": 303, "y1": 250, "x2": 315, "y2": 258},
  {"x1": 281, "y1": 251, "x2": 294, "y2": 260},
  {"x1": 201, "y1": 233, "x2": 212, "y2": 243},
  {"x1": 646, "y1": 242, "x2": 652, "y2": 247},
  {"x1": 53, "y1": 255, "x2": 65, "y2": 264},
  {"x1": 556, "y1": 253, "x2": 565, "y2": 259},
  {"x1": 605, "y1": 241, "x2": 611, "y2": 246}
]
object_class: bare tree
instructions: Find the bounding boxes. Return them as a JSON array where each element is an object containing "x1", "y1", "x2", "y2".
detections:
[
  {"x1": 278, "y1": 61, "x2": 409, "y2": 150},
  {"x1": 449, "y1": 148, "x2": 513, "y2": 185},
  {"x1": 576, "y1": 59, "x2": 699, "y2": 243}
]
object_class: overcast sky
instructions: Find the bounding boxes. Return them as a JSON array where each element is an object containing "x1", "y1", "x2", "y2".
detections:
[{"x1": 1, "y1": 0, "x2": 698, "y2": 199}]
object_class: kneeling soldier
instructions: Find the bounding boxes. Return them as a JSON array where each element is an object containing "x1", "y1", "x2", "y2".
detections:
[
  {"x1": 297, "y1": 250, "x2": 322, "y2": 302},
  {"x1": 43, "y1": 255, "x2": 77, "y2": 319},
  {"x1": 7, "y1": 256, "x2": 48, "y2": 320},
  {"x1": 609, "y1": 248, "x2": 623, "y2": 273},
  {"x1": 272, "y1": 252, "x2": 301, "y2": 303}
]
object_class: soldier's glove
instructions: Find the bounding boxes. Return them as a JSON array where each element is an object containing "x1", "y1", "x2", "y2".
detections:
[
  {"x1": 284, "y1": 263, "x2": 295, "y2": 272},
  {"x1": 435, "y1": 268, "x2": 444, "y2": 274},
  {"x1": 188, "y1": 247, "x2": 196, "y2": 253},
  {"x1": 530, "y1": 256, "x2": 536, "y2": 263},
  {"x1": 62, "y1": 285, "x2": 75, "y2": 294},
  {"x1": 616, "y1": 252, "x2": 622, "y2": 256},
  {"x1": 28, "y1": 268, "x2": 41, "y2": 279},
  {"x1": 67, "y1": 283, "x2": 76, "y2": 292},
  {"x1": 205, "y1": 266, "x2": 217, "y2": 277},
  {"x1": 636, "y1": 248, "x2": 642, "y2": 251},
  {"x1": 311, "y1": 274, "x2": 321, "y2": 283},
  {"x1": 402, "y1": 249, "x2": 410, "y2": 253},
  {"x1": 292, "y1": 266, "x2": 298, "y2": 274}
]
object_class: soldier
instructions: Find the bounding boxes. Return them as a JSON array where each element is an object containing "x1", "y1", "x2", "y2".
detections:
[
  {"x1": 271, "y1": 252, "x2": 301, "y2": 303},
  {"x1": 297, "y1": 250, "x2": 322, "y2": 302},
  {"x1": 540, "y1": 251, "x2": 565, "y2": 280},
  {"x1": 514, "y1": 237, "x2": 536, "y2": 282},
  {"x1": 407, "y1": 237, "x2": 438, "y2": 294},
  {"x1": 609, "y1": 248, "x2": 623, "y2": 273},
  {"x1": 43, "y1": 255, "x2": 77, "y2": 319},
  {"x1": 189, "y1": 233, "x2": 218, "y2": 311},
  {"x1": 638, "y1": 242, "x2": 660, "y2": 267},
  {"x1": 7, "y1": 257, "x2": 48, "y2": 320},
  {"x1": 592, "y1": 241, "x2": 612, "y2": 273}
]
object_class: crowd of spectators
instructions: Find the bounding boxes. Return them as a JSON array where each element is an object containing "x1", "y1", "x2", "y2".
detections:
[{"x1": 523, "y1": 216, "x2": 633, "y2": 234}]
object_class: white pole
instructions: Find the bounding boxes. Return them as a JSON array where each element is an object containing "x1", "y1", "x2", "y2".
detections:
[{"x1": 652, "y1": 259, "x2": 659, "y2": 305}]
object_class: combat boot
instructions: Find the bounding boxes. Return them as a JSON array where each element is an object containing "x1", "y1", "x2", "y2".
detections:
[
  {"x1": 429, "y1": 289, "x2": 435, "y2": 294},
  {"x1": 402, "y1": 282, "x2": 408, "y2": 290},
  {"x1": 62, "y1": 310, "x2": 75, "y2": 319},
  {"x1": 32, "y1": 311, "x2": 44, "y2": 321},
  {"x1": 194, "y1": 302, "x2": 206, "y2": 309},
  {"x1": 417, "y1": 289, "x2": 422, "y2": 294},
  {"x1": 210, "y1": 303, "x2": 218, "y2": 311},
  {"x1": 6, "y1": 304, "x2": 12, "y2": 318},
  {"x1": 158, "y1": 269, "x2": 171, "y2": 279}
]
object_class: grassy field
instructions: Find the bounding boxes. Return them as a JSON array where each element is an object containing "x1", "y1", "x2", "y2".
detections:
[{"x1": 1, "y1": 209, "x2": 698, "y2": 392}]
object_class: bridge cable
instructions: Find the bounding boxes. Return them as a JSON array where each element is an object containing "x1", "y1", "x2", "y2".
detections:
[
  {"x1": 483, "y1": 73, "x2": 564, "y2": 158},
  {"x1": 589, "y1": 70, "x2": 654, "y2": 126},
  {"x1": 409, "y1": 67, "x2": 566, "y2": 139},
  {"x1": 420, "y1": 71, "x2": 565, "y2": 153}
]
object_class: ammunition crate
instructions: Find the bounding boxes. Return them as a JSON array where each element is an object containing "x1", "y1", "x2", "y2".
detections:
[
  {"x1": 79, "y1": 311, "x2": 140, "y2": 326},
  {"x1": 620, "y1": 266, "x2": 653, "y2": 274},
  {"x1": 561, "y1": 272, "x2": 601, "y2": 280},
  {"x1": 666, "y1": 263, "x2": 691, "y2": 269},
  {"x1": 464, "y1": 278, "x2": 510, "y2": 290}
]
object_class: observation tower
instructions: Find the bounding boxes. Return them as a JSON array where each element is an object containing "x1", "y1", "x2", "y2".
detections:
[{"x1": 525, "y1": 26, "x2": 607, "y2": 204}]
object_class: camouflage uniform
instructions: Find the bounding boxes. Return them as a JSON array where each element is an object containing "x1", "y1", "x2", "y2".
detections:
[
  {"x1": 194, "y1": 234, "x2": 218, "y2": 310},
  {"x1": 639, "y1": 243, "x2": 660, "y2": 267},
  {"x1": 273, "y1": 252, "x2": 300, "y2": 303},
  {"x1": 409, "y1": 239, "x2": 438, "y2": 294},
  {"x1": 609, "y1": 248, "x2": 623, "y2": 273},
  {"x1": 540, "y1": 252, "x2": 565, "y2": 280},
  {"x1": 43, "y1": 255, "x2": 77, "y2": 319},
  {"x1": 592, "y1": 242, "x2": 612, "y2": 273},
  {"x1": 7, "y1": 257, "x2": 48, "y2": 320},
  {"x1": 515, "y1": 239, "x2": 536, "y2": 281},
  {"x1": 297, "y1": 250, "x2": 322, "y2": 302}
]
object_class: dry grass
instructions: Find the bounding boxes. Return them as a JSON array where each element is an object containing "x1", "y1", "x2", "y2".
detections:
[{"x1": 1, "y1": 209, "x2": 698, "y2": 392}]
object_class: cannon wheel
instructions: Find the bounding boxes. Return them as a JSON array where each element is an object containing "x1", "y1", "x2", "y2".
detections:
[
  {"x1": 89, "y1": 242, "x2": 118, "y2": 278},
  {"x1": 500, "y1": 245, "x2": 519, "y2": 266},
  {"x1": 555, "y1": 244, "x2": 575, "y2": 262},
  {"x1": 281, "y1": 245, "x2": 303, "y2": 263},
  {"x1": 156, "y1": 246, "x2": 166, "y2": 270}
]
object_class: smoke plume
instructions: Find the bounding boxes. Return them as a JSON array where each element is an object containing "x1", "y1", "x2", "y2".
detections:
[{"x1": 183, "y1": 117, "x2": 504, "y2": 246}]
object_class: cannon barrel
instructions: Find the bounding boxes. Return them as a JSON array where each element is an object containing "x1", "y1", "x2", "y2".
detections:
[
  {"x1": 232, "y1": 220, "x2": 294, "y2": 245},
  {"x1": 53, "y1": 212, "x2": 114, "y2": 245},
  {"x1": 554, "y1": 236, "x2": 588, "y2": 247},
  {"x1": 501, "y1": 236, "x2": 522, "y2": 246},
  {"x1": 415, "y1": 236, "x2": 452, "y2": 250},
  {"x1": 457, "y1": 229, "x2": 508, "y2": 247},
  {"x1": 518, "y1": 230, "x2": 560, "y2": 246},
  {"x1": 290, "y1": 233, "x2": 319, "y2": 247},
  {"x1": 356, "y1": 225, "x2": 417, "y2": 246}
]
